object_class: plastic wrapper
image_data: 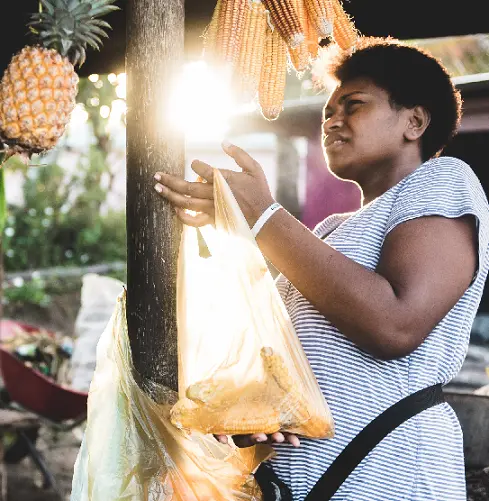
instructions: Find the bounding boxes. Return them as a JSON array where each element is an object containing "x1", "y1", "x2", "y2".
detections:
[
  {"x1": 71, "y1": 290, "x2": 271, "y2": 501},
  {"x1": 171, "y1": 169, "x2": 335, "y2": 438}
]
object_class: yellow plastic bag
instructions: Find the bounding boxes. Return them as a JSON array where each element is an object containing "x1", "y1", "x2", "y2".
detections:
[
  {"x1": 171, "y1": 170, "x2": 335, "y2": 439},
  {"x1": 70, "y1": 290, "x2": 271, "y2": 501}
]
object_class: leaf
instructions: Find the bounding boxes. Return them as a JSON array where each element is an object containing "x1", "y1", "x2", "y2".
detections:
[
  {"x1": 84, "y1": 24, "x2": 110, "y2": 38},
  {"x1": 40, "y1": 0, "x2": 55, "y2": 15},
  {"x1": 71, "y1": 3, "x2": 91, "y2": 17},
  {"x1": 87, "y1": 19, "x2": 112, "y2": 29},
  {"x1": 89, "y1": 4, "x2": 119, "y2": 17},
  {"x1": 76, "y1": 33, "x2": 100, "y2": 50},
  {"x1": 89, "y1": 0, "x2": 118, "y2": 10}
]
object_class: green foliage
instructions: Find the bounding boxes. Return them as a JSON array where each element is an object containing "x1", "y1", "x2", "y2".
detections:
[
  {"x1": 4, "y1": 154, "x2": 126, "y2": 271},
  {"x1": 4, "y1": 278, "x2": 52, "y2": 308}
]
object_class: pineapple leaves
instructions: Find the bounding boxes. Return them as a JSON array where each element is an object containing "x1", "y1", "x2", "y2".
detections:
[
  {"x1": 70, "y1": 3, "x2": 92, "y2": 17},
  {"x1": 76, "y1": 33, "x2": 101, "y2": 50},
  {"x1": 90, "y1": 0, "x2": 116, "y2": 7},
  {"x1": 40, "y1": 0, "x2": 55, "y2": 15},
  {"x1": 89, "y1": 5, "x2": 119, "y2": 17},
  {"x1": 84, "y1": 24, "x2": 109, "y2": 38},
  {"x1": 87, "y1": 19, "x2": 112, "y2": 30},
  {"x1": 30, "y1": 0, "x2": 117, "y2": 66}
]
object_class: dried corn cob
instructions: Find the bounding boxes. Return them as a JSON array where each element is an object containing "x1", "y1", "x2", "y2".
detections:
[
  {"x1": 260, "y1": 347, "x2": 334, "y2": 438},
  {"x1": 288, "y1": 41, "x2": 309, "y2": 73},
  {"x1": 216, "y1": 0, "x2": 249, "y2": 64},
  {"x1": 262, "y1": 0, "x2": 305, "y2": 49},
  {"x1": 236, "y1": 0, "x2": 268, "y2": 100},
  {"x1": 258, "y1": 28, "x2": 287, "y2": 121},
  {"x1": 186, "y1": 378, "x2": 239, "y2": 407},
  {"x1": 287, "y1": 0, "x2": 310, "y2": 71},
  {"x1": 304, "y1": 0, "x2": 334, "y2": 38},
  {"x1": 170, "y1": 397, "x2": 282, "y2": 435},
  {"x1": 332, "y1": 0, "x2": 358, "y2": 50},
  {"x1": 295, "y1": 0, "x2": 319, "y2": 59},
  {"x1": 203, "y1": 0, "x2": 223, "y2": 57}
]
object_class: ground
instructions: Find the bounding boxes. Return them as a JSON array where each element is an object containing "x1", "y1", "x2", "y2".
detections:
[{"x1": 6, "y1": 425, "x2": 81, "y2": 501}]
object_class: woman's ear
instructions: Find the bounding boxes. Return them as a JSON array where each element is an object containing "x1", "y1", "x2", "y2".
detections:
[{"x1": 404, "y1": 106, "x2": 431, "y2": 142}]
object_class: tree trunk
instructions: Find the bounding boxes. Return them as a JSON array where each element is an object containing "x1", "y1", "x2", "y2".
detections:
[{"x1": 126, "y1": 0, "x2": 185, "y2": 395}]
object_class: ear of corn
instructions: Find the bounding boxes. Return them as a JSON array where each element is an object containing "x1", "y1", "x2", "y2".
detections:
[
  {"x1": 287, "y1": 0, "x2": 311, "y2": 72},
  {"x1": 171, "y1": 396, "x2": 282, "y2": 435},
  {"x1": 170, "y1": 346, "x2": 334, "y2": 437},
  {"x1": 203, "y1": 0, "x2": 223, "y2": 58},
  {"x1": 260, "y1": 347, "x2": 334, "y2": 438},
  {"x1": 288, "y1": 41, "x2": 309, "y2": 73},
  {"x1": 236, "y1": 0, "x2": 268, "y2": 100},
  {"x1": 216, "y1": 0, "x2": 249, "y2": 65},
  {"x1": 332, "y1": 0, "x2": 358, "y2": 50},
  {"x1": 262, "y1": 0, "x2": 305, "y2": 49},
  {"x1": 259, "y1": 27, "x2": 287, "y2": 121},
  {"x1": 304, "y1": 0, "x2": 334, "y2": 38},
  {"x1": 301, "y1": 0, "x2": 321, "y2": 59}
]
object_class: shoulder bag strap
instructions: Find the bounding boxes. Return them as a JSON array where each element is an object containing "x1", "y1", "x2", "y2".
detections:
[{"x1": 305, "y1": 383, "x2": 445, "y2": 501}]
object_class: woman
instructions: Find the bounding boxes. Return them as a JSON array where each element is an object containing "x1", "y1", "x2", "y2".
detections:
[{"x1": 153, "y1": 38, "x2": 489, "y2": 500}]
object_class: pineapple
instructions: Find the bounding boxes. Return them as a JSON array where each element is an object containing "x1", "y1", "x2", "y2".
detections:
[{"x1": 0, "y1": 0, "x2": 118, "y2": 158}]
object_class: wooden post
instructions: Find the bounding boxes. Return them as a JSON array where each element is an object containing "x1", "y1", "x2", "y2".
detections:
[{"x1": 125, "y1": 0, "x2": 184, "y2": 394}]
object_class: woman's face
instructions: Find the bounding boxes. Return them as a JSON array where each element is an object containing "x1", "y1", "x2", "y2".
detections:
[{"x1": 322, "y1": 78, "x2": 410, "y2": 182}]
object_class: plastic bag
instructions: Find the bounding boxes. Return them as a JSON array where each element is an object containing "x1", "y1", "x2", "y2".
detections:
[
  {"x1": 71, "y1": 273, "x2": 124, "y2": 391},
  {"x1": 171, "y1": 170, "x2": 335, "y2": 438},
  {"x1": 71, "y1": 290, "x2": 271, "y2": 501}
]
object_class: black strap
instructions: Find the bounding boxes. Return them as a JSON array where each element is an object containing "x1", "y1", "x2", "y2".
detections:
[{"x1": 305, "y1": 383, "x2": 445, "y2": 501}]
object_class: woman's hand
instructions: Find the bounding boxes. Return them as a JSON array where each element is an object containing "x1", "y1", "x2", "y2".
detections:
[
  {"x1": 215, "y1": 432, "x2": 301, "y2": 448},
  {"x1": 153, "y1": 141, "x2": 276, "y2": 228}
]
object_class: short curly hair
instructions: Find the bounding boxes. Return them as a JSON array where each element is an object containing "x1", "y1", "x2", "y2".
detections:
[{"x1": 321, "y1": 38, "x2": 462, "y2": 161}]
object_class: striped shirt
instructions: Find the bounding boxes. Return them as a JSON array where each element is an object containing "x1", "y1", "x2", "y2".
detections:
[{"x1": 270, "y1": 156, "x2": 489, "y2": 501}]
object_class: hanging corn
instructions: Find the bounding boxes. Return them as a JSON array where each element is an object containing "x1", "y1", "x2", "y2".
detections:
[
  {"x1": 216, "y1": 0, "x2": 249, "y2": 64},
  {"x1": 262, "y1": 0, "x2": 305, "y2": 49},
  {"x1": 288, "y1": 0, "x2": 311, "y2": 72},
  {"x1": 258, "y1": 26, "x2": 288, "y2": 121},
  {"x1": 236, "y1": 0, "x2": 268, "y2": 100},
  {"x1": 332, "y1": 0, "x2": 358, "y2": 50},
  {"x1": 304, "y1": 0, "x2": 335, "y2": 39},
  {"x1": 202, "y1": 0, "x2": 223, "y2": 59},
  {"x1": 202, "y1": 0, "x2": 359, "y2": 121}
]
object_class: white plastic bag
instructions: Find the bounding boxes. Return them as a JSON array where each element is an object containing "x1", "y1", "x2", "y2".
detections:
[
  {"x1": 70, "y1": 273, "x2": 124, "y2": 391},
  {"x1": 171, "y1": 170, "x2": 335, "y2": 438}
]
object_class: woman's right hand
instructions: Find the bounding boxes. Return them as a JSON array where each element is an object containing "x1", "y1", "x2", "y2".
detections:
[{"x1": 215, "y1": 432, "x2": 301, "y2": 448}]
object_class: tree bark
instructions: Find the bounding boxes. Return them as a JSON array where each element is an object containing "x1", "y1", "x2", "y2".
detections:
[{"x1": 126, "y1": 0, "x2": 184, "y2": 394}]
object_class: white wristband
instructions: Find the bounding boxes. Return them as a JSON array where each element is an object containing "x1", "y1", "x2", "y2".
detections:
[{"x1": 251, "y1": 202, "x2": 282, "y2": 238}]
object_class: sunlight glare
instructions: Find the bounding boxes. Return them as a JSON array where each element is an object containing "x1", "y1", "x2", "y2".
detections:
[{"x1": 168, "y1": 61, "x2": 236, "y2": 142}]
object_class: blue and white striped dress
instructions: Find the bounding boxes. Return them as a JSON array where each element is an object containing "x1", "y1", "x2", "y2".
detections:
[{"x1": 271, "y1": 156, "x2": 489, "y2": 501}]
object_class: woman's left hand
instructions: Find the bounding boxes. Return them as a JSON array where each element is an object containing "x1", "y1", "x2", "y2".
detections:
[{"x1": 153, "y1": 141, "x2": 276, "y2": 228}]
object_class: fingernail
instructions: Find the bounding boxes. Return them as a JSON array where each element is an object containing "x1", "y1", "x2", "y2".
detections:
[
  {"x1": 154, "y1": 173, "x2": 161, "y2": 181},
  {"x1": 222, "y1": 139, "x2": 232, "y2": 149},
  {"x1": 255, "y1": 437, "x2": 264, "y2": 442},
  {"x1": 154, "y1": 183, "x2": 163, "y2": 193}
]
